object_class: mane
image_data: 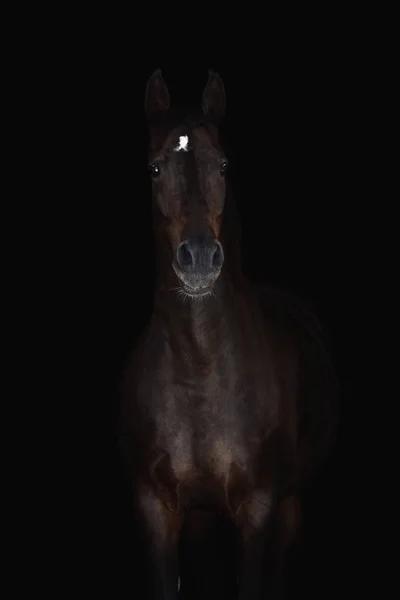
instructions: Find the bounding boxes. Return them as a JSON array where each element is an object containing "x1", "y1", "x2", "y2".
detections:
[
  {"x1": 256, "y1": 284, "x2": 338, "y2": 378},
  {"x1": 158, "y1": 104, "x2": 212, "y2": 130},
  {"x1": 156, "y1": 104, "x2": 231, "y2": 149},
  {"x1": 255, "y1": 283, "x2": 340, "y2": 481}
]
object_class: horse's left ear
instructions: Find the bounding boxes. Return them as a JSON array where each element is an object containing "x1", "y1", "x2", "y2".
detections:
[{"x1": 202, "y1": 70, "x2": 226, "y2": 122}]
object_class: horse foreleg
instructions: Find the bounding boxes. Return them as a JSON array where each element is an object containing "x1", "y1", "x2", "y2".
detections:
[
  {"x1": 270, "y1": 494, "x2": 302, "y2": 598},
  {"x1": 234, "y1": 489, "x2": 273, "y2": 600},
  {"x1": 240, "y1": 493, "x2": 301, "y2": 600},
  {"x1": 136, "y1": 484, "x2": 184, "y2": 600}
]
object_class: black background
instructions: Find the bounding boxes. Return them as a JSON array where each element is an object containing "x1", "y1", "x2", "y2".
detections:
[{"x1": 50, "y1": 27, "x2": 369, "y2": 596}]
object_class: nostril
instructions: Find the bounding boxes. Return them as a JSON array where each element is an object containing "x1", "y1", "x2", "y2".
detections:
[
  {"x1": 211, "y1": 242, "x2": 224, "y2": 269},
  {"x1": 177, "y1": 241, "x2": 193, "y2": 269},
  {"x1": 181, "y1": 245, "x2": 192, "y2": 266}
]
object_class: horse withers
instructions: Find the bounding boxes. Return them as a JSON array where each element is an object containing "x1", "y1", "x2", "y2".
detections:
[{"x1": 119, "y1": 69, "x2": 339, "y2": 599}]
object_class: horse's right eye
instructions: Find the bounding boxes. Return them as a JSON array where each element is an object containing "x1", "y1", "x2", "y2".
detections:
[{"x1": 149, "y1": 163, "x2": 160, "y2": 179}]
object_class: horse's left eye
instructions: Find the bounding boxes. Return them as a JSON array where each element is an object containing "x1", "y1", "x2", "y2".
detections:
[{"x1": 220, "y1": 161, "x2": 228, "y2": 176}]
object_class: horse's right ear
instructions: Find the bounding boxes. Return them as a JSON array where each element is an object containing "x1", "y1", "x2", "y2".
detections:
[{"x1": 144, "y1": 69, "x2": 170, "y2": 121}]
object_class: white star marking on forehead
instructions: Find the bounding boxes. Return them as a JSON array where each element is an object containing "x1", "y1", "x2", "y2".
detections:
[{"x1": 173, "y1": 135, "x2": 189, "y2": 152}]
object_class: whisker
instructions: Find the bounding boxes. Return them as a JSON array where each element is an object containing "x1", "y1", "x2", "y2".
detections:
[{"x1": 172, "y1": 284, "x2": 220, "y2": 303}]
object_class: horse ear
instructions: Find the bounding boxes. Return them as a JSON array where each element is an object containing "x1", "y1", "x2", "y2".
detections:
[
  {"x1": 202, "y1": 70, "x2": 226, "y2": 121},
  {"x1": 145, "y1": 69, "x2": 170, "y2": 120}
]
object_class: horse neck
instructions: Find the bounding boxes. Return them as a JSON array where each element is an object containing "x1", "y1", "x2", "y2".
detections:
[
  {"x1": 152, "y1": 265, "x2": 245, "y2": 362},
  {"x1": 150, "y1": 195, "x2": 249, "y2": 361}
]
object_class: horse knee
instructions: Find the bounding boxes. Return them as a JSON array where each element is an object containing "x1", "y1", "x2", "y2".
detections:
[
  {"x1": 150, "y1": 450, "x2": 181, "y2": 514},
  {"x1": 137, "y1": 484, "x2": 183, "y2": 548},
  {"x1": 234, "y1": 489, "x2": 274, "y2": 543}
]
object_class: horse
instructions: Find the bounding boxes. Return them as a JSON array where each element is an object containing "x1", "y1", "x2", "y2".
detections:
[{"x1": 118, "y1": 69, "x2": 339, "y2": 599}]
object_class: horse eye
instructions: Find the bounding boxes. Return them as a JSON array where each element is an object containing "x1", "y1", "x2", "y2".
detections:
[
  {"x1": 220, "y1": 161, "x2": 228, "y2": 176},
  {"x1": 149, "y1": 163, "x2": 160, "y2": 179}
]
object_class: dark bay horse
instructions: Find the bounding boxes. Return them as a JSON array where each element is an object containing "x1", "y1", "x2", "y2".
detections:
[{"x1": 119, "y1": 69, "x2": 339, "y2": 599}]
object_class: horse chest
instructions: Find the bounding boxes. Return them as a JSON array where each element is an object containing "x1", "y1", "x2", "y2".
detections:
[
  {"x1": 152, "y1": 423, "x2": 253, "y2": 514},
  {"x1": 140, "y1": 347, "x2": 277, "y2": 513},
  {"x1": 167, "y1": 421, "x2": 249, "y2": 479},
  {"x1": 149, "y1": 381, "x2": 259, "y2": 513}
]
